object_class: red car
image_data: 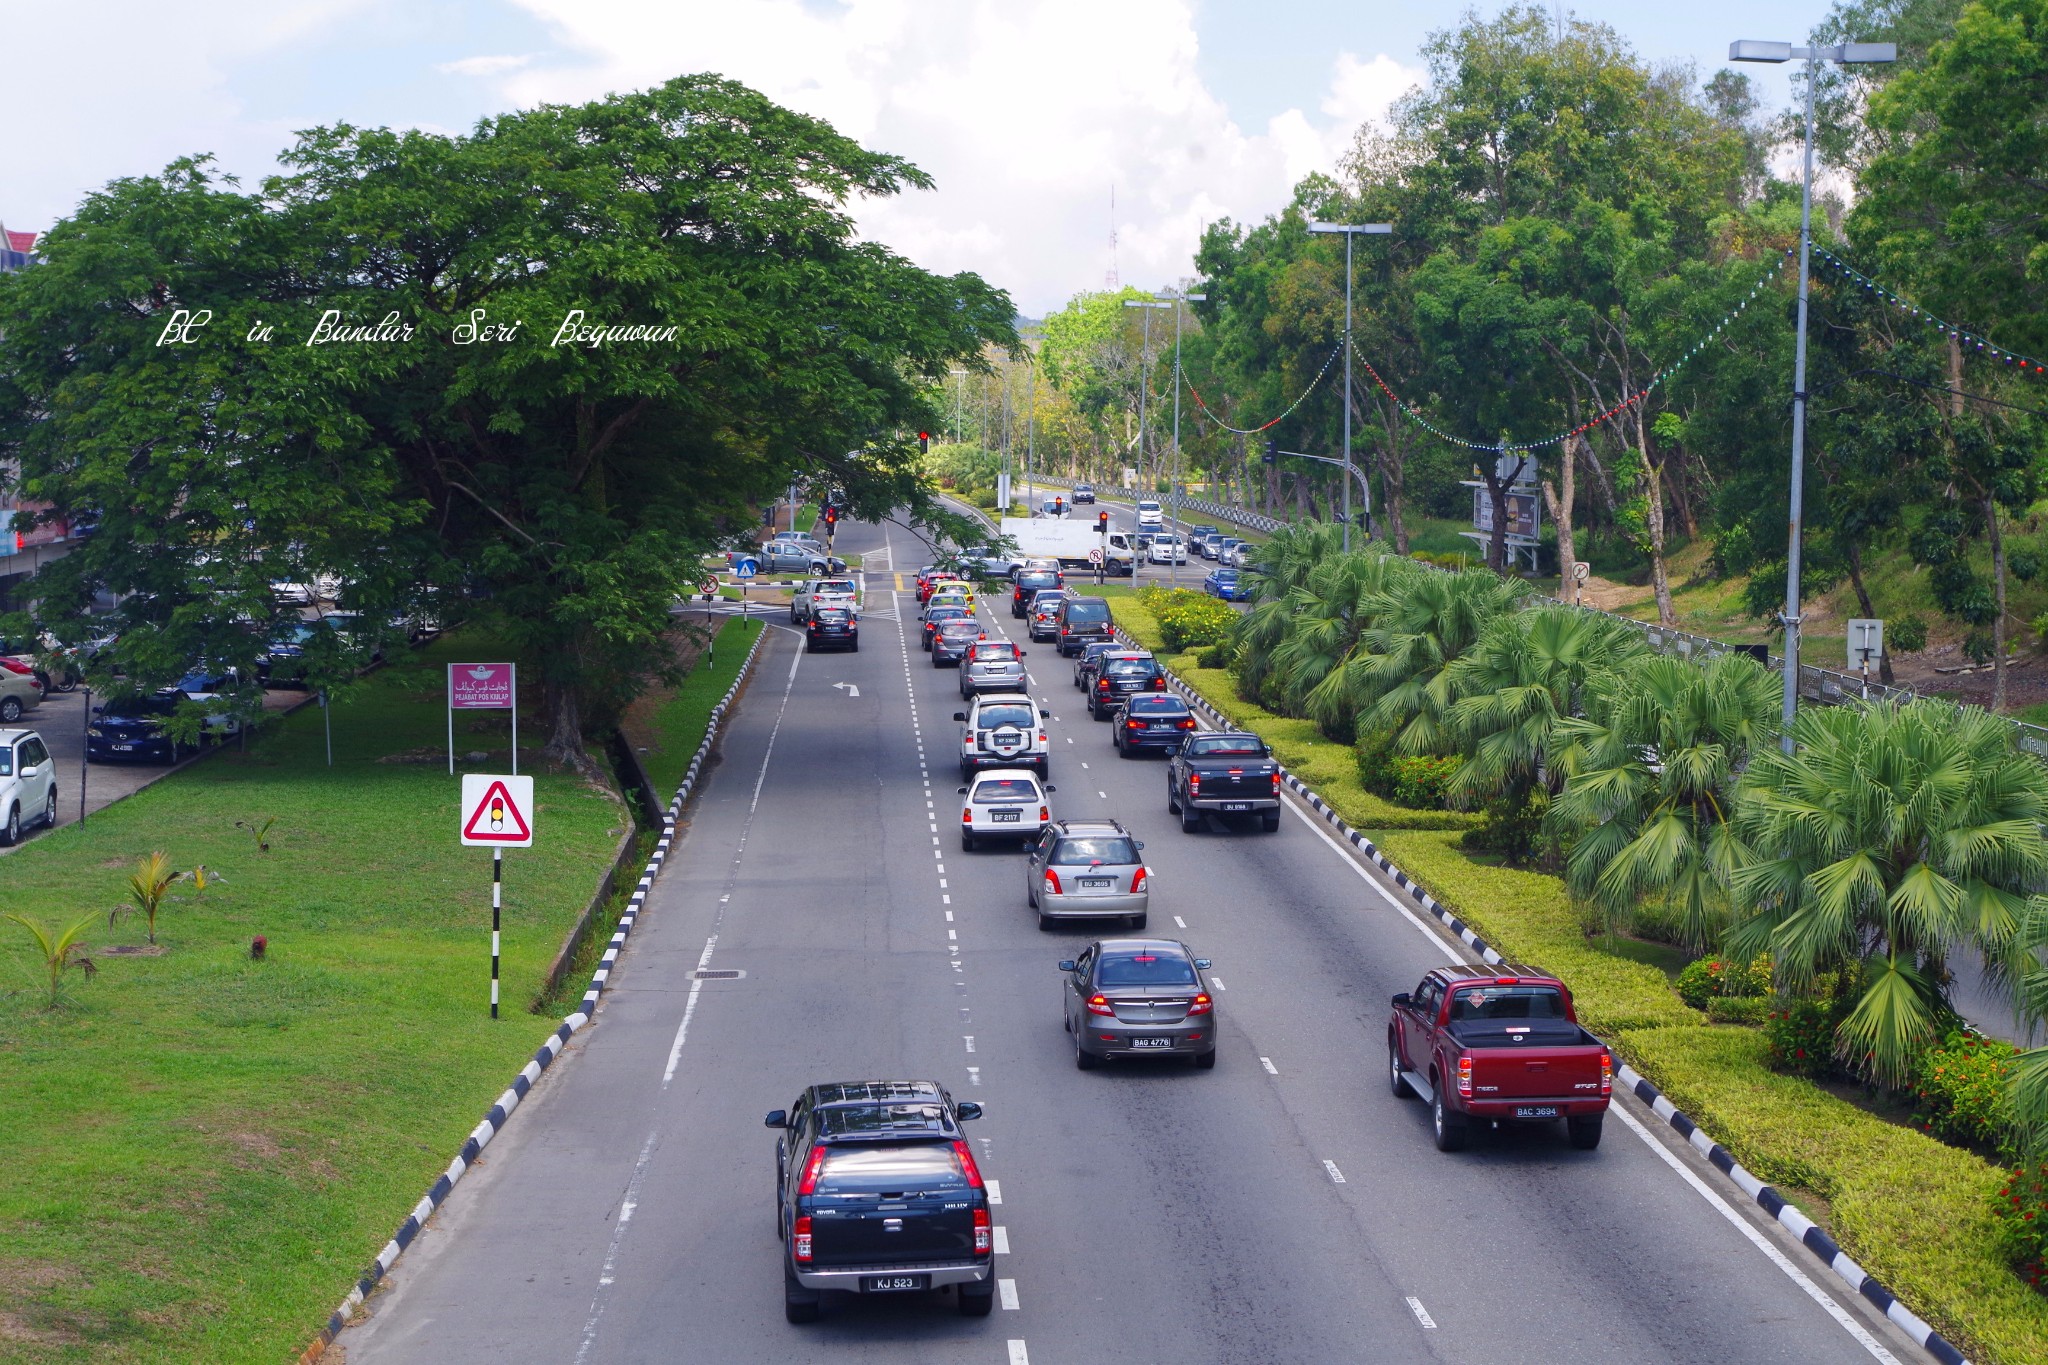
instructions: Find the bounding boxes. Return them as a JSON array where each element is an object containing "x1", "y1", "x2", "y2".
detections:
[{"x1": 1388, "y1": 967, "x2": 1612, "y2": 1153}]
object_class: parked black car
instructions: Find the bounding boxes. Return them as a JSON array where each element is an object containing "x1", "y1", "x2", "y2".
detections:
[
  {"x1": 767, "y1": 1081, "x2": 993, "y2": 1323},
  {"x1": 1112, "y1": 693, "x2": 1196, "y2": 755},
  {"x1": 805, "y1": 606, "x2": 859, "y2": 653},
  {"x1": 1087, "y1": 655, "x2": 1168, "y2": 719}
]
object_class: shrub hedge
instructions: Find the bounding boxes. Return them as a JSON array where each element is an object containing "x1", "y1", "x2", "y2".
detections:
[
  {"x1": 1617, "y1": 1026, "x2": 2047, "y2": 1364},
  {"x1": 1135, "y1": 586, "x2": 1239, "y2": 652}
]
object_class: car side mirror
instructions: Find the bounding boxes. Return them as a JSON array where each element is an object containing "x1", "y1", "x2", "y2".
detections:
[
  {"x1": 764, "y1": 1109, "x2": 788, "y2": 1128},
  {"x1": 1133, "y1": 841, "x2": 1145, "y2": 851},
  {"x1": 1193, "y1": 959, "x2": 1212, "y2": 970},
  {"x1": 19, "y1": 765, "x2": 36, "y2": 778},
  {"x1": 952, "y1": 712, "x2": 967, "y2": 723},
  {"x1": 1057, "y1": 960, "x2": 1077, "y2": 973},
  {"x1": 1017, "y1": 650, "x2": 1027, "y2": 657},
  {"x1": 957, "y1": 785, "x2": 968, "y2": 794},
  {"x1": 954, "y1": 1102, "x2": 983, "y2": 1121},
  {"x1": 1391, "y1": 992, "x2": 1411, "y2": 1009},
  {"x1": 92, "y1": 705, "x2": 103, "y2": 715},
  {"x1": 1044, "y1": 784, "x2": 1057, "y2": 793},
  {"x1": 1040, "y1": 707, "x2": 1052, "y2": 719}
]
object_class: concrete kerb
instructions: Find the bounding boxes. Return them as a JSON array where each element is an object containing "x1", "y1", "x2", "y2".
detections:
[
  {"x1": 299, "y1": 621, "x2": 771, "y2": 1364},
  {"x1": 1118, "y1": 624, "x2": 1971, "y2": 1365}
]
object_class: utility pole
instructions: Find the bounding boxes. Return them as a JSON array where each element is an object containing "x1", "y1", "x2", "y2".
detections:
[
  {"x1": 1125, "y1": 299, "x2": 1169, "y2": 496},
  {"x1": 1158, "y1": 286, "x2": 1206, "y2": 586},
  {"x1": 1308, "y1": 221, "x2": 1392, "y2": 552}
]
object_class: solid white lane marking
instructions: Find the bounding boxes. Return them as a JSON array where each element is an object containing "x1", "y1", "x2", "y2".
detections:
[
  {"x1": 993, "y1": 1226, "x2": 1010, "y2": 1255},
  {"x1": 1260, "y1": 1057, "x2": 1278, "y2": 1075},
  {"x1": 1174, "y1": 915, "x2": 1187, "y2": 928},
  {"x1": 985, "y1": 1179, "x2": 1002, "y2": 1204},
  {"x1": 573, "y1": 1127, "x2": 661, "y2": 1363},
  {"x1": 1322, "y1": 1159, "x2": 1346, "y2": 1184},
  {"x1": 1406, "y1": 1296, "x2": 1437, "y2": 1330},
  {"x1": 1607, "y1": 1102, "x2": 1900, "y2": 1362},
  {"x1": 660, "y1": 935, "x2": 720, "y2": 1088},
  {"x1": 998, "y1": 1279, "x2": 1019, "y2": 1310}
]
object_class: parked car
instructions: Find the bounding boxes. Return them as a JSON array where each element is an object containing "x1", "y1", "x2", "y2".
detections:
[
  {"x1": 804, "y1": 606, "x2": 859, "y2": 653},
  {"x1": 1, "y1": 633, "x2": 80, "y2": 695},
  {"x1": 759, "y1": 541, "x2": 844, "y2": 575},
  {"x1": 791, "y1": 577, "x2": 859, "y2": 624},
  {"x1": 955, "y1": 692, "x2": 1050, "y2": 779},
  {"x1": 959, "y1": 639, "x2": 1027, "y2": 698},
  {"x1": 770, "y1": 531, "x2": 829, "y2": 554},
  {"x1": 257, "y1": 616, "x2": 383, "y2": 687},
  {"x1": 1087, "y1": 655, "x2": 1168, "y2": 719},
  {"x1": 0, "y1": 728, "x2": 58, "y2": 845},
  {"x1": 1053, "y1": 595, "x2": 1114, "y2": 657},
  {"x1": 1071, "y1": 483, "x2": 1096, "y2": 505},
  {"x1": 1146, "y1": 535, "x2": 1187, "y2": 565},
  {"x1": 269, "y1": 573, "x2": 342, "y2": 606},
  {"x1": 1025, "y1": 817, "x2": 1149, "y2": 931},
  {"x1": 0, "y1": 660, "x2": 44, "y2": 723},
  {"x1": 1203, "y1": 567, "x2": 1254, "y2": 602},
  {"x1": 85, "y1": 690, "x2": 236, "y2": 764},
  {"x1": 1011, "y1": 569, "x2": 1062, "y2": 617},
  {"x1": 931, "y1": 618, "x2": 985, "y2": 667},
  {"x1": 1389, "y1": 968, "x2": 1612, "y2": 1152},
  {"x1": 957, "y1": 768, "x2": 1052, "y2": 850},
  {"x1": 766, "y1": 1081, "x2": 994, "y2": 1322},
  {"x1": 1059, "y1": 938, "x2": 1216, "y2": 1069},
  {"x1": 1025, "y1": 589, "x2": 1070, "y2": 642},
  {"x1": 1166, "y1": 730, "x2": 1281, "y2": 832},
  {"x1": 1112, "y1": 694, "x2": 1195, "y2": 756}
]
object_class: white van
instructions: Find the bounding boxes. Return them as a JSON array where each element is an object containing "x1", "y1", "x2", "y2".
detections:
[{"x1": 1135, "y1": 500, "x2": 1164, "y2": 529}]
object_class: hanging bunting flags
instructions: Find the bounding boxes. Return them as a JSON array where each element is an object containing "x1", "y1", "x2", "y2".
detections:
[
  {"x1": 1185, "y1": 339, "x2": 1347, "y2": 435},
  {"x1": 1808, "y1": 246, "x2": 2048, "y2": 378}
]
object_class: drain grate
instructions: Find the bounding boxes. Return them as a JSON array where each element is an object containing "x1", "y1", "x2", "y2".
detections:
[{"x1": 693, "y1": 969, "x2": 744, "y2": 980}]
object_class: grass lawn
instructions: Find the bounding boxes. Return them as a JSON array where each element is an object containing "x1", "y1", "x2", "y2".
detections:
[
  {"x1": 0, "y1": 638, "x2": 628, "y2": 1364},
  {"x1": 639, "y1": 616, "x2": 763, "y2": 798}
]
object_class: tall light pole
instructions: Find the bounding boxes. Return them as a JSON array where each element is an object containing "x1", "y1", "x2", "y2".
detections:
[
  {"x1": 1125, "y1": 299, "x2": 1169, "y2": 499},
  {"x1": 1731, "y1": 37, "x2": 1894, "y2": 752},
  {"x1": 1025, "y1": 358, "x2": 1037, "y2": 512},
  {"x1": 1158, "y1": 286, "x2": 1206, "y2": 586},
  {"x1": 949, "y1": 368, "x2": 968, "y2": 445},
  {"x1": 1308, "y1": 221, "x2": 1392, "y2": 552}
]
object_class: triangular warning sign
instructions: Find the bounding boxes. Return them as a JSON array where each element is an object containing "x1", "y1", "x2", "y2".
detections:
[{"x1": 463, "y1": 780, "x2": 532, "y2": 842}]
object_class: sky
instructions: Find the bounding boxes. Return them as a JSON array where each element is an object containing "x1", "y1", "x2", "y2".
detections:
[{"x1": 1, "y1": 0, "x2": 1831, "y2": 316}]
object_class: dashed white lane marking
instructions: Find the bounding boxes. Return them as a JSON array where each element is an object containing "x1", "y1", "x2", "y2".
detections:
[
  {"x1": 1008, "y1": 1340, "x2": 1030, "y2": 1365},
  {"x1": 1607, "y1": 1102, "x2": 1900, "y2": 1361},
  {"x1": 1173, "y1": 915, "x2": 1187, "y2": 928},
  {"x1": 993, "y1": 1226, "x2": 1011, "y2": 1255},
  {"x1": 1080, "y1": 761, "x2": 1089, "y2": 769},
  {"x1": 1065, "y1": 736, "x2": 1073, "y2": 744},
  {"x1": 939, "y1": 879, "x2": 948, "y2": 888},
  {"x1": 1097, "y1": 790, "x2": 1107, "y2": 799},
  {"x1": 571, "y1": 1127, "x2": 660, "y2": 1362},
  {"x1": 1260, "y1": 1057, "x2": 1278, "y2": 1075},
  {"x1": 998, "y1": 1279, "x2": 1020, "y2": 1311},
  {"x1": 985, "y1": 1179, "x2": 1003, "y2": 1204},
  {"x1": 945, "y1": 910, "x2": 955, "y2": 922},
  {"x1": 1210, "y1": 976, "x2": 1226, "y2": 991},
  {"x1": 964, "y1": 1036, "x2": 976, "y2": 1052},
  {"x1": 1406, "y1": 1296, "x2": 1437, "y2": 1329},
  {"x1": 948, "y1": 929, "x2": 957, "y2": 940},
  {"x1": 937, "y1": 863, "x2": 946, "y2": 874},
  {"x1": 942, "y1": 894, "x2": 952, "y2": 905},
  {"x1": 1322, "y1": 1159, "x2": 1346, "y2": 1184},
  {"x1": 967, "y1": 1066, "x2": 981, "y2": 1085}
]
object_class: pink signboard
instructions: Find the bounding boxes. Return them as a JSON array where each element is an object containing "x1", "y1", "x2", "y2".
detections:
[{"x1": 449, "y1": 663, "x2": 515, "y2": 710}]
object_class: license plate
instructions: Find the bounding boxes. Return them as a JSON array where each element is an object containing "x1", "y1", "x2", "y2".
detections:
[
  {"x1": 991, "y1": 810, "x2": 1020, "y2": 823},
  {"x1": 1078, "y1": 877, "x2": 1114, "y2": 889},
  {"x1": 1220, "y1": 802, "x2": 1250, "y2": 812},
  {"x1": 1514, "y1": 1105, "x2": 1560, "y2": 1119},
  {"x1": 112, "y1": 744, "x2": 134, "y2": 751},
  {"x1": 862, "y1": 1275, "x2": 928, "y2": 1293},
  {"x1": 1130, "y1": 1037, "x2": 1173, "y2": 1048}
]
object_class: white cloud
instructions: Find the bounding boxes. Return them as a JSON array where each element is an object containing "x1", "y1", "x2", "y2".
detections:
[
  {"x1": 438, "y1": 54, "x2": 534, "y2": 77},
  {"x1": 502, "y1": 0, "x2": 1420, "y2": 314}
]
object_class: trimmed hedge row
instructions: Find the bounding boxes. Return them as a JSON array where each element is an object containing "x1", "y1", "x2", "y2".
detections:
[{"x1": 1618, "y1": 1026, "x2": 2048, "y2": 1364}]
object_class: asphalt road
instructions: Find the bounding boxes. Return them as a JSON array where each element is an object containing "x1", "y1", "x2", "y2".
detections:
[{"x1": 338, "y1": 516, "x2": 1921, "y2": 1365}]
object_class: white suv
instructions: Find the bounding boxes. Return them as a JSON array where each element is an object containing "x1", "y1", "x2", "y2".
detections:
[
  {"x1": 0, "y1": 729, "x2": 58, "y2": 845},
  {"x1": 1135, "y1": 500, "x2": 1164, "y2": 529},
  {"x1": 791, "y1": 577, "x2": 859, "y2": 623},
  {"x1": 954, "y1": 692, "x2": 1050, "y2": 781}
]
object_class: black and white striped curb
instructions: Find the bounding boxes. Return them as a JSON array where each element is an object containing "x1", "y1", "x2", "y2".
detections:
[
  {"x1": 1120, "y1": 622, "x2": 1968, "y2": 1365},
  {"x1": 303, "y1": 622, "x2": 770, "y2": 1362},
  {"x1": 1616, "y1": 1062, "x2": 1969, "y2": 1365}
]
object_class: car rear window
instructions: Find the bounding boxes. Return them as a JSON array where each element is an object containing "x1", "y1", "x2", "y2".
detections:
[
  {"x1": 1125, "y1": 696, "x2": 1186, "y2": 715},
  {"x1": 926, "y1": 607, "x2": 967, "y2": 623},
  {"x1": 1018, "y1": 573, "x2": 1059, "y2": 589},
  {"x1": 816, "y1": 1143, "x2": 970, "y2": 1197},
  {"x1": 814, "y1": 608, "x2": 853, "y2": 623},
  {"x1": 1188, "y1": 736, "x2": 1264, "y2": 756},
  {"x1": 816, "y1": 580, "x2": 856, "y2": 593},
  {"x1": 1063, "y1": 600, "x2": 1109, "y2": 623},
  {"x1": 1096, "y1": 952, "x2": 1198, "y2": 988},
  {"x1": 972, "y1": 778, "x2": 1039, "y2": 803},
  {"x1": 1050, "y1": 835, "x2": 1138, "y2": 865},
  {"x1": 1448, "y1": 985, "x2": 1567, "y2": 1021},
  {"x1": 977, "y1": 703, "x2": 1035, "y2": 729},
  {"x1": 972, "y1": 644, "x2": 1018, "y2": 661},
  {"x1": 940, "y1": 620, "x2": 982, "y2": 637}
]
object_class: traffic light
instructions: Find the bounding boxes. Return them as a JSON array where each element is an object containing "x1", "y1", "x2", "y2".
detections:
[
  {"x1": 1054, "y1": 496, "x2": 1064, "y2": 515},
  {"x1": 1263, "y1": 437, "x2": 1278, "y2": 466},
  {"x1": 1097, "y1": 511, "x2": 1110, "y2": 532},
  {"x1": 918, "y1": 432, "x2": 930, "y2": 455},
  {"x1": 823, "y1": 506, "x2": 839, "y2": 529}
]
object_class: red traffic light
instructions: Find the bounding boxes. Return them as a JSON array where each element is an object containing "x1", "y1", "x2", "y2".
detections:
[
  {"x1": 918, "y1": 431, "x2": 930, "y2": 455},
  {"x1": 824, "y1": 507, "x2": 839, "y2": 525},
  {"x1": 1097, "y1": 512, "x2": 1109, "y2": 527}
]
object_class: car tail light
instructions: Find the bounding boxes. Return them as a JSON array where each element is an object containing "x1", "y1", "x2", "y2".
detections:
[
  {"x1": 1097, "y1": 678, "x2": 1110, "y2": 693},
  {"x1": 0, "y1": 658, "x2": 29, "y2": 676},
  {"x1": 1038, "y1": 733, "x2": 1047, "y2": 744},
  {"x1": 952, "y1": 1139, "x2": 986, "y2": 1189},
  {"x1": 1126, "y1": 720, "x2": 1144, "y2": 730},
  {"x1": 1043, "y1": 869, "x2": 1062, "y2": 895},
  {"x1": 1130, "y1": 866, "x2": 1148, "y2": 894},
  {"x1": 1038, "y1": 805, "x2": 1049, "y2": 821},
  {"x1": 1188, "y1": 772, "x2": 1200, "y2": 793},
  {"x1": 1085, "y1": 993, "x2": 1114, "y2": 1017},
  {"x1": 792, "y1": 1214, "x2": 813, "y2": 1262},
  {"x1": 1151, "y1": 678, "x2": 1166, "y2": 690},
  {"x1": 796, "y1": 1147, "x2": 827, "y2": 1196},
  {"x1": 973, "y1": 1206, "x2": 992, "y2": 1256},
  {"x1": 1187, "y1": 992, "x2": 1213, "y2": 1016},
  {"x1": 963, "y1": 807, "x2": 973, "y2": 824},
  {"x1": 1456, "y1": 1052, "x2": 1473, "y2": 1099},
  {"x1": 1599, "y1": 1050, "x2": 1613, "y2": 1097}
]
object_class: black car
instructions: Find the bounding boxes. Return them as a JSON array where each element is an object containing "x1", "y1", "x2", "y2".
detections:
[
  {"x1": 1071, "y1": 484, "x2": 1096, "y2": 505},
  {"x1": 931, "y1": 618, "x2": 984, "y2": 667},
  {"x1": 86, "y1": 693, "x2": 195, "y2": 764},
  {"x1": 1074, "y1": 643, "x2": 1144, "y2": 693},
  {"x1": 1054, "y1": 595, "x2": 1114, "y2": 657},
  {"x1": 1088, "y1": 655, "x2": 1168, "y2": 719},
  {"x1": 1167, "y1": 730, "x2": 1282, "y2": 832},
  {"x1": 767, "y1": 1081, "x2": 993, "y2": 1322},
  {"x1": 1113, "y1": 693, "x2": 1196, "y2": 755},
  {"x1": 805, "y1": 606, "x2": 858, "y2": 653},
  {"x1": 1010, "y1": 569, "x2": 1062, "y2": 617}
]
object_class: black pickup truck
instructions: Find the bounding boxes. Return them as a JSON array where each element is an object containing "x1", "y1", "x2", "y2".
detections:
[
  {"x1": 1166, "y1": 730, "x2": 1282, "y2": 833},
  {"x1": 768, "y1": 1081, "x2": 995, "y2": 1323}
]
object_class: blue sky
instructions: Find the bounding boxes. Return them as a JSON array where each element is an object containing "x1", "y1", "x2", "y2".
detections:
[{"x1": 2, "y1": 1, "x2": 1832, "y2": 314}]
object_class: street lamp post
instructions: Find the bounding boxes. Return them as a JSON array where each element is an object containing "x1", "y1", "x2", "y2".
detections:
[
  {"x1": 1731, "y1": 37, "x2": 1895, "y2": 752},
  {"x1": 1124, "y1": 300, "x2": 1169, "y2": 502},
  {"x1": 1308, "y1": 222, "x2": 1392, "y2": 553},
  {"x1": 950, "y1": 368, "x2": 968, "y2": 446},
  {"x1": 1157, "y1": 287, "x2": 1206, "y2": 586}
]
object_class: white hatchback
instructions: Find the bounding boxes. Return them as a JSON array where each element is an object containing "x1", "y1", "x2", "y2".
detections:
[
  {"x1": 0, "y1": 728, "x2": 58, "y2": 845},
  {"x1": 957, "y1": 768, "x2": 1053, "y2": 851}
]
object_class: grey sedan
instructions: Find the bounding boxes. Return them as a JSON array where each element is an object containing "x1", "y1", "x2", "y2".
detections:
[
  {"x1": 1025, "y1": 818, "x2": 1148, "y2": 931},
  {"x1": 1059, "y1": 939, "x2": 1217, "y2": 1069}
]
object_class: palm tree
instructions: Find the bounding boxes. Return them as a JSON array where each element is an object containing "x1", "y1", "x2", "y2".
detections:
[
  {"x1": 1727, "y1": 698, "x2": 2048, "y2": 1088},
  {"x1": 1233, "y1": 522, "x2": 1343, "y2": 706},
  {"x1": 6, "y1": 912, "x2": 99, "y2": 1009},
  {"x1": 1279, "y1": 553, "x2": 1421, "y2": 735},
  {"x1": 1443, "y1": 604, "x2": 1647, "y2": 811},
  {"x1": 1550, "y1": 652, "x2": 1780, "y2": 950},
  {"x1": 1331, "y1": 568, "x2": 1527, "y2": 756}
]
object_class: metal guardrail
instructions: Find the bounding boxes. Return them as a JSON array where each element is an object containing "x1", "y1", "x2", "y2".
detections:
[{"x1": 1030, "y1": 477, "x2": 1286, "y2": 535}]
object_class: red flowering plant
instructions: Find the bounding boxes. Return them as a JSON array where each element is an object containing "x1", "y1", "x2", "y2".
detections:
[
  {"x1": 1994, "y1": 1162, "x2": 2048, "y2": 1289},
  {"x1": 1911, "y1": 1030, "x2": 2020, "y2": 1162}
]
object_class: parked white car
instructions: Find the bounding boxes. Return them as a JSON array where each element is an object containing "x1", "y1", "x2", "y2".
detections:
[
  {"x1": 0, "y1": 728, "x2": 58, "y2": 845},
  {"x1": 1135, "y1": 500, "x2": 1165, "y2": 529},
  {"x1": 791, "y1": 576, "x2": 859, "y2": 623},
  {"x1": 956, "y1": 768, "x2": 1053, "y2": 850},
  {"x1": 1147, "y1": 535, "x2": 1187, "y2": 565}
]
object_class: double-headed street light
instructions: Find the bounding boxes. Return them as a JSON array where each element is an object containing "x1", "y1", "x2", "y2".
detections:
[
  {"x1": 1160, "y1": 287, "x2": 1205, "y2": 587},
  {"x1": 1125, "y1": 297, "x2": 1171, "y2": 505},
  {"x1": 1731, "y1": 37, "x2": 1895, "y2": 752},
  {"x1": 1308, "y1": 221, "x2": 1392, "y2": 552},
  {"x1": 949, "y1": 368, "x2": 968, "y2": 445}
]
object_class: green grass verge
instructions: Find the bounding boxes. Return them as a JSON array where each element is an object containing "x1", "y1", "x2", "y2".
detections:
[
  {"x1": 1616, "y1": 1026, "x2": 2048, "y2": 1364},
  {"x1": 640, "y1": 616, "x2": 763, "y2": 798},
  {"x1": 0, "y1": 639, "x2": 628, "y2": 1364}
]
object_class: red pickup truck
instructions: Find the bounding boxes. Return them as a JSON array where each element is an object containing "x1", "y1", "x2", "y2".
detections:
[{"x1": 1388, "y1": 966, "x2": 1612, "y2": 1152}]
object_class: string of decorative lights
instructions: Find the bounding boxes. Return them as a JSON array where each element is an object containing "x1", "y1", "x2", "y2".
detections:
[
  {"x1": 1186, "y1": 340, "x2": 1345, "y2": 434},
  {"x1": 1809, "y1": 246, "x2": 2048, "y2": 378},
  {"x1": 1345, "y1": 249, "x2": 1796, "y2": 453}
]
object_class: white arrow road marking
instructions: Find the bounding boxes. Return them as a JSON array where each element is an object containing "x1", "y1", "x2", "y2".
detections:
[{"x1": 832, "y1": 682, "x2": 861, "y2": 697}]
